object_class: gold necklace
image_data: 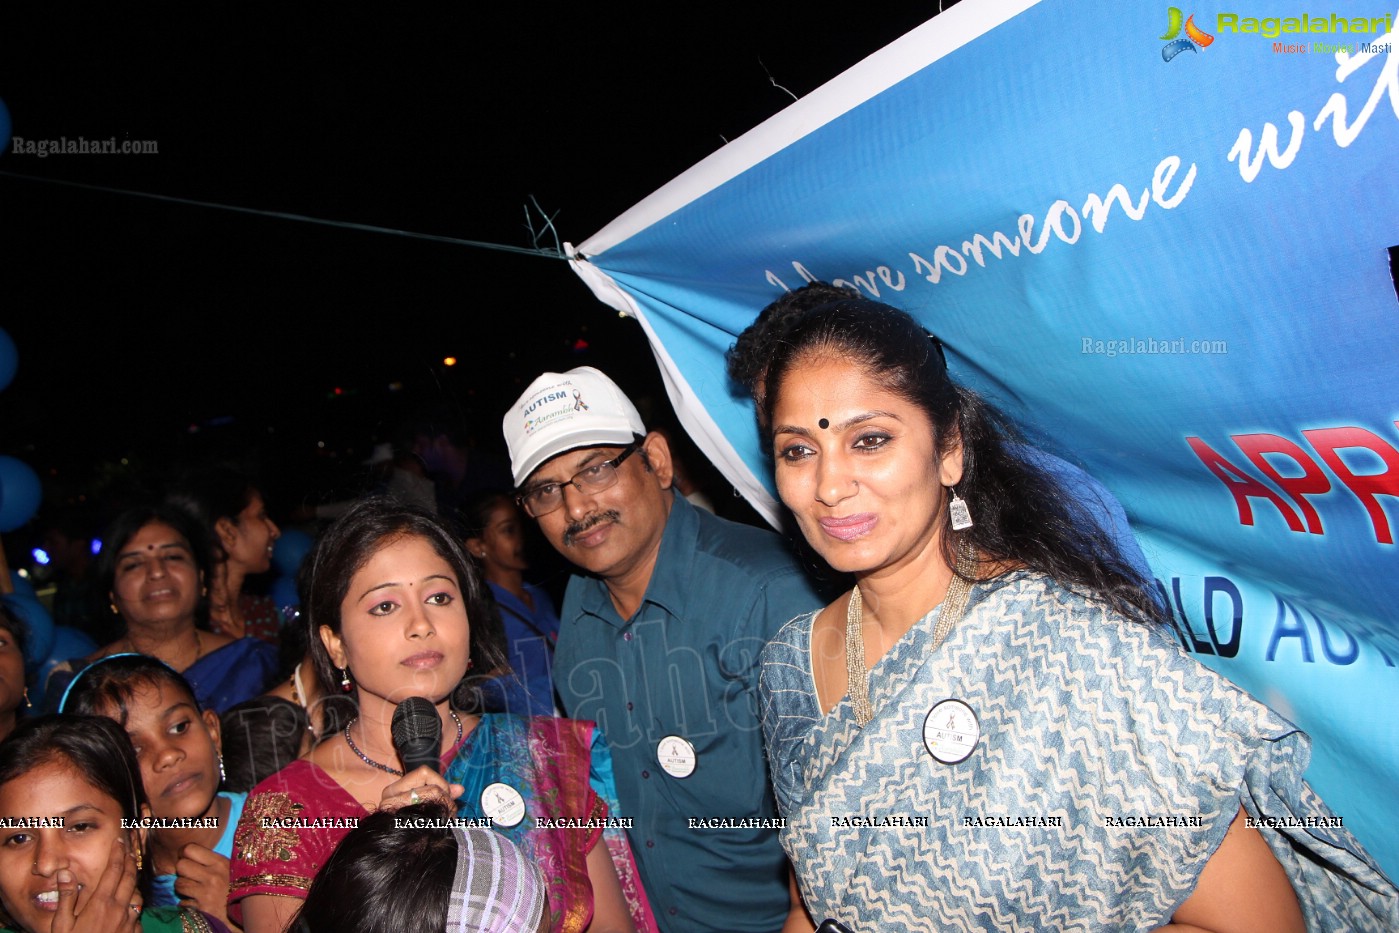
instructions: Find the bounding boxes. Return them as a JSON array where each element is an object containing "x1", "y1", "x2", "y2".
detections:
[{"x1": 845, "y1": 552, "x2": 975, "y2": 727}]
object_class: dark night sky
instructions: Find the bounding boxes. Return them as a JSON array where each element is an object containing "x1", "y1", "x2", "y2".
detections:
[{"x1": 0, "y1": 4, "x2": 944, "y2": 525}]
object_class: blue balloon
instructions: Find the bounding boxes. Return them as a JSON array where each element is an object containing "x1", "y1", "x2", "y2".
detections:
[
  {"x1": 6, "y1": 571, "x2": 36, "y2": 599},
  {"x1": 0, "y1": 327, "x2": 17, "y2": 394},
  {"x1": 0, "y1": 97, "x2": 10, "y2": 159},
  {"x1": 1, "y1": 593, "x2": 57, "y2": 673},
  {"x1": 0, "y1": 456, "x2": 42, "y2": 532},
  {"x1": 269, "y1": 574, "x2": 300, "y2": 622},
  {"x1": 37, "y1": 625, "x2": 100, "y2": 688},
  {"x1": 272, "y1": 528, "x2": 314, "y2": 577}
]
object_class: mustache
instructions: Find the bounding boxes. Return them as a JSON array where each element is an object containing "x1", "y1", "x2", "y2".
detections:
[{"x1": 564, "y1": 510, "x2": 621, "y2": 546}]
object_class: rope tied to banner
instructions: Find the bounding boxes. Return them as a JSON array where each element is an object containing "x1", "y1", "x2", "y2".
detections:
[{"x1": 0, "y1": 169, "x2": 568, "y2": 260}]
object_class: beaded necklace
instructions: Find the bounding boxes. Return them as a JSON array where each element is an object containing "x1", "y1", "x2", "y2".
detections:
[{"x1": 343, "y1": 708, "x2": 463, "y2": 776}]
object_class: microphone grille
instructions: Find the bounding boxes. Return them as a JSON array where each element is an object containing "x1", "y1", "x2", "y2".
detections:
[{"x1": 391, "y1": 696, "x2": 442, "y2": 747}]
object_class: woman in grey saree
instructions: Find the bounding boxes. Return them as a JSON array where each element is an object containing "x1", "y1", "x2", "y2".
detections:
[{"x1": 752, "y1": 298, "x2": 1398, "y2": 932}]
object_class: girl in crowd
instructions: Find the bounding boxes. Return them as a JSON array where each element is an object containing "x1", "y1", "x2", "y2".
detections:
[
  {"x1": 0, "y1": 603, "x2": 28, "y2": 744},
  {"x1": 463, "y1": 491, "x2": 560, "y2": 717},
  {"x1": 290, "y1": 801, "x2": 550, "y2": 933},
  {"x1": 230, "y1": 500, "x2": 652, "y2": 933},
  {"x1": 0, "y1": 715, "x2": 231, "y2": 933},
  {"x1": 218, "y1": 698, "x2": 311, "y2": 794},
  {"x1": 60, "y1": 655, "x2": 243, "y2": 931},
  {"x1": 44, "y1": 505, "x2": 277, "y2": 715},
  {"x1": 756, "y1": 299, "x2": 1398, "y2": 931},
  {"x1": 222, "y1": 601, "x2": 341, "y2": 795},
  {"x1": 167, "y1": 470, "x2": 282, "y2": 644}
]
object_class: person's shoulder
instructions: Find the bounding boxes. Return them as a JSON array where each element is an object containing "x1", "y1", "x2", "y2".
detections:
[
  {"x1": 210, "y1": 633, "x2": 279, "y2": 664},
  {"x1": 87, "y1": 640, "x2": 125, "y2": 662},
  {"x1": 236, "y1": 760, "x2": 347, "y2": 855},
  {"x1": 202, "y1": 630, "x2": 238, "y2": 652},
  {"x1": 221, "y1": 788, "x2": 250, "y2": 809},
  {"x1": 688, "y1": 505, "x2": 804, "y2": 576},
  {"x1": 980, "y1": 571, "x2": 1275, "y2": 714},
  {"x1": 522, "y1": 581, "x2": 557, "y2": 612},
  {"x1": 974, "y1": 570, "x2": 1134, "y2": 638},
  {"x1": 760, "y1": 609, "x2": 819, "y2": 667},
  {"x1": 245, "y1": 757, "x2": 322, "y2": 800},
  {"x1": 559, "y1": 571, "x2": 605, "y2": 617}
]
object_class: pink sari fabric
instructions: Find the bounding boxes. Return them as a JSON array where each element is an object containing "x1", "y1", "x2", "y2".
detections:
[
  {"x1": 446, "y1": 715, "x2": 658, "y2": 933},
  {"x1": 227, "y1": 758, "x2": 363, "y2": 925},
  {"x1": 228, "y1": 715, "x2": 656, "y2": 933}
]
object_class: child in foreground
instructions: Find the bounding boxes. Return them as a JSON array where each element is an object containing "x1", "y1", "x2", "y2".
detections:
[
  {"x1": 61, "y1": 655, "x2": 244, "y2": 931},
  {"x1": 0, "y1": 714, "x2": 231, "y2": 933}
]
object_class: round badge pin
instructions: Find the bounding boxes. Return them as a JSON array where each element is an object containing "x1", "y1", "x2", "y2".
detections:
[
  {"x1": 480, "y1": 782, "x2": 526, "y2": 827},
  {"x1": 922, "y1": 699, "x2": 980, "y2": 765},
  {"x1": 656, "y1": 735, "x2": 697, "y2": 778}
]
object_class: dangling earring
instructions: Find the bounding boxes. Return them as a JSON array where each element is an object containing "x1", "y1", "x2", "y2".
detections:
[
  {"x1": 340, "y1": 668, "x2": 352, "y2": 692},
  {"x1": 466, "y1": 659, "x2": 474, "y2": 671},
  {"x1": 218, "y1": 753, "x2": 227, "y2": 785},
  {"x1": 23, "y1": 688, "x2": 32, "y2": 709},
  {"x1": 948, "y1": 486, "x2": 973, "y2": 531},
  {"x1": 110, "y1": 601, "x2": 121, "y2": 616},
  {"x1": 134, "y1": 846, "x2": 144, "y2": 872}
]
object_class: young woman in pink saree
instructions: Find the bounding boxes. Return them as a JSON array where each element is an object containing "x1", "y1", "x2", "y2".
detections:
[{"x1": 229, "y1": 500, "x2": 654, "y2": 933}]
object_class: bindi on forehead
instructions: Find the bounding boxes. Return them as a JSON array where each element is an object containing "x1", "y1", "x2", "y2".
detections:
[{"x1": 122, "y1": 541, "x2": 186, "y2": 557}]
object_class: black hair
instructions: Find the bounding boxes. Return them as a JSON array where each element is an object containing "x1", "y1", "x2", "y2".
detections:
[
  {"x1": 728, "y1": 281, "x2": 859, "y2": 423},
  {"x1": 0, "y1": 601, "x2": 28, "y2": 659},
  {"x1": 96, "y1": 502, "x2": 213, "y2": 631},
  {"x1": 219, "y1": 697, "x2": 309, "y2": 793},
  {"x1": 762, "y1": 298, "x2": 1165, "y2": 625},
  {"x1": 272, "y1": 605, "x2": 356, "y2": 741},
  {"x1": 459, "y1": 489, "x2": 516, "y2": 543},
  {"x1": 61, "y1": 653, "x2": 202, "y2": 721},
  {"x1": 165, "y1": 466, "x2": 261, "y2": 564},
  {"x1": 300, "y1": 498, "x2": 507, "y2": 713},
  {"x1": 0, "y1": 715, "x2": 154, "y2": 894},
  {"x1": 289, "y1": 800, "x2": 456, "y2": 933}
]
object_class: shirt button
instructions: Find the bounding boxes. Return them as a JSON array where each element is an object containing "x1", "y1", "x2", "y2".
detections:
[
  {"x1": 646, "y1": 839, "x2": 655, "y2": 848},
  {"x1": 623, "y1": 631, "x2": 633, "y2": 641},
  {"x1": 641, "y1": 770, "x2": 650, "y2": 779},
  {"x1": 668, "y1": 907, "x2": 678, "y2": 916},
  {"x1": 626, "y1": 702, "x2": 634, "y2": 711}
]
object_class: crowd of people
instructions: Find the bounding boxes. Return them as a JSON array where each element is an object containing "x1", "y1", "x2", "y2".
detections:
[{"x1": 0, "y1": 287, "x2": 1396, "y2": 932}]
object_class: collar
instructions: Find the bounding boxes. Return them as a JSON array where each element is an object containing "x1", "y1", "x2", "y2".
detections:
[{"x1": 573, "y1": 491, "x2": 697, "y2": 626}]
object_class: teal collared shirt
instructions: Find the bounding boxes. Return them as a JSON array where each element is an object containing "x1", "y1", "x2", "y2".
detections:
[{"x1": 556, "y1": 494, "x2": 822, "y2": 933}]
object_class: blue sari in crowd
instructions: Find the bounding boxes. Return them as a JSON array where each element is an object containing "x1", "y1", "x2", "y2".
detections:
[{"x1": 45, "y1": 638, "x2": 277, "y2": 714}]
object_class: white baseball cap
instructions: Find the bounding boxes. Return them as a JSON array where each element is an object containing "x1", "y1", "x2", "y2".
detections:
[{"x1": 503, "y1": 366, "x2": 645, "y2": 486}]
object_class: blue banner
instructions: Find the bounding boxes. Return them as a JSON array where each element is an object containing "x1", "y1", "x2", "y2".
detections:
[{"x1": 570, "y1": 0, "x2": 1399, "y2": 874}]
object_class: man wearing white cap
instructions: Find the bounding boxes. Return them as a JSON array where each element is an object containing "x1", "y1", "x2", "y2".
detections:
[{"x1": 504, "y1": 366, "x2": 821, "y2": 933}]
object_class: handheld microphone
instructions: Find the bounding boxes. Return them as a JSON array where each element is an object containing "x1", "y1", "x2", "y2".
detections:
[{"x1": 391, "y1": 697, "x2": 443, "y2": 774}]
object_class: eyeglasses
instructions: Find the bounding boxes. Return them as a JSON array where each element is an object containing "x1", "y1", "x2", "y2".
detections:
[{"x1": 516, "y1": 441, "x2": 642, "y2": 517}]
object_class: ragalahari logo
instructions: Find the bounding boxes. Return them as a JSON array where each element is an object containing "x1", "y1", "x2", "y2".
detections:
[{"x1": 1161, "y1": 7, "x2": 1216, "y2": 60}]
